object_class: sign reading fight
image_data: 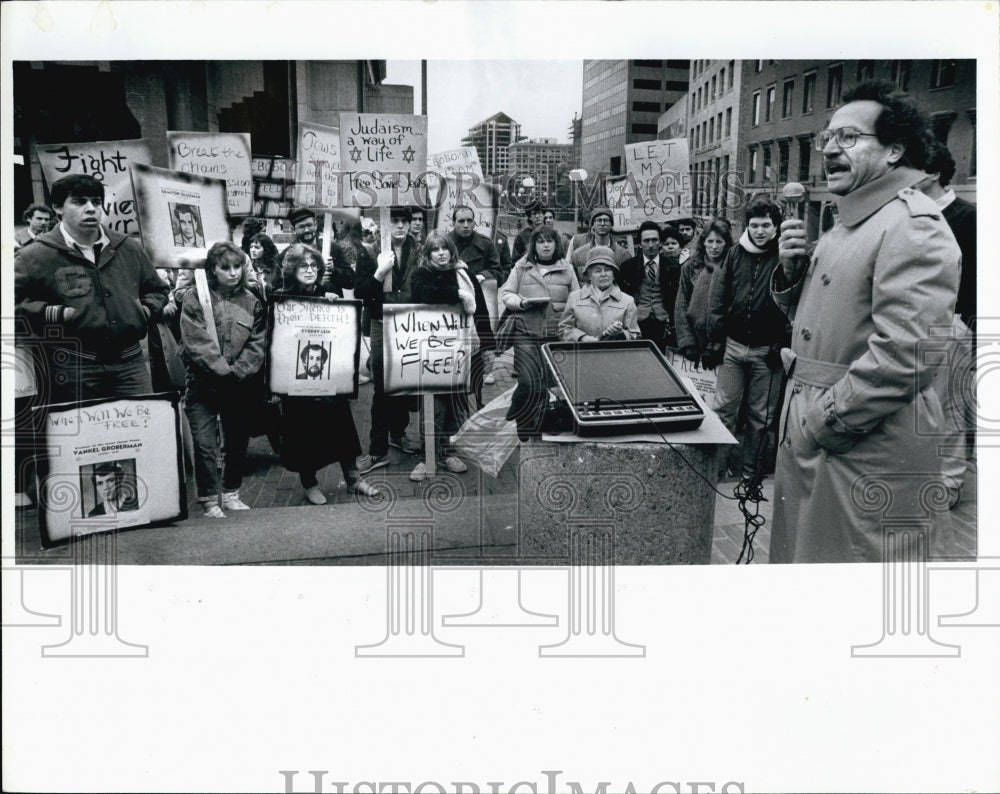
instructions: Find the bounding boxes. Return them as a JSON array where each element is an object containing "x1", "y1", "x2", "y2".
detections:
[
  {"x1": 339, "y1": 113, "x2": 428, "y2": 207},
  {"x1": 382, "y1": 304, "x2": 475, "y2": 395},
  {"x1": 624, "y1": 138, "x2": 693, "y2": 223},
  {"x1": 35, "y1": 395, "x2": 186, "y2": 545},
  {"x1": 167, "y1": 131, "x2": 253, "y2": 216},
  {"x1": 269, "y1": 297, "x2": 361, "y2": 397},
  {"x1": 294, "y1": 121, "x2": 341, "y2": 210},
  {"x1": 36, "y1": 138, "x2": 152, "y2": 235}
]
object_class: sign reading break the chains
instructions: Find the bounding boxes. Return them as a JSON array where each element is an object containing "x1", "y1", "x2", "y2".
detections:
[{"x1": 382, "y1": 304, "x2": 475, "y2": 395}]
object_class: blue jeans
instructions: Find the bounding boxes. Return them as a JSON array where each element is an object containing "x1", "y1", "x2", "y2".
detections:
[
  {"x1": 184, "y1": 377, "x2": 251, "y2": 500},
  {"x1": 368, "y1": 318, "x2": 414, "y2": 457},
  {"x1": 712, "y1": 338, "x2": 783, "y2": 476},
  {"x1": 47, "y1": 350, "x2": 153, "y2": 404}
]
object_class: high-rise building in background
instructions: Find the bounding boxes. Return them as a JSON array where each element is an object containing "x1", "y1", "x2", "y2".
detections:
[
  {"x1": 461, "y1": 111, "x2": 522, "y2": 179},
  {"x1": 506, "y1": 138, "x2": 573, "y2": 207},
  {"x1": 580, "y1": 60, "x2": 690, "y2": 185}
]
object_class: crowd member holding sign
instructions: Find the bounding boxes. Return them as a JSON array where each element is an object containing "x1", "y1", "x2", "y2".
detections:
[
  {"x1": 354, "y1": 206, "x2": 422, "y2": 473},
  {"x1": 15, "y1": 174, "x2": 169, "y2": 404},
  {"x1": 247, "y1": 233, "x2": 282, "y2": 300},
  {"x1": 618, "y1": 220, "x2": 682, "y2": 351},
  {"x1": 772, "y1": 82, "x2": 959, "y2": 562},
  {"x1": 674, "y1": 217, "x2": 734, "y2": 364},
  {"x1": 409, "y1": 232, "x2": 494, "y2": 481},
  {"x1": 500, "y1": 225, "x2": 579, "y2": 441},
  {"x1": 271, "y1": 244, "x2": 378, "y2": 503},
  {"x1": 707, "y1": 197, "x2": 789, "y2": 480},
  {"x1": 180, "y1": 242, "x2": 266, "y2": 518},
  {"x1": 559, "y1": 247, "x2": 639, "y2": 343},
  {"x1": 569, "y1": 206, "x2": 629, "y2": 278}
]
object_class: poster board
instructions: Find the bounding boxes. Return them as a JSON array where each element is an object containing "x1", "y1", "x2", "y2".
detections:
[
  {"x1": 339, "y1": 113, "x2": 429, "y2": 207},
  {"x1": 427, "y1": 146, "x2": 484, "y2": 183},
  {"x1": 36, "y1": 138, "x2": 152, "y2": 235},
  {"x1": 604, "y1": 176, "x2": 638, "y2": 233},
  {"x1": 382, "y1": 304, "x2": 475, "y2": 395},
  {"x1": 623, "y1": 137, "x2": 693, "y2": 224},
  {"x1": 129, "y1": 162, "x2": 230, "y2": 268},
  {"x1": 661, "y1": 347, "x2": 718, "y2": 403},
  {"x1": 293, "y1": 121, "x2": 341, "y2": 210},
  {"x1": 268, "y1": 297, "x2": 362, "y2": 397},
  {"x1": 167, "y1": 131, "x2": 252, "y2": 216},
  {"x1": 433, "y1": 175, "x2": 498, "y2": 239},
  {"x1": 33, "y1": 394, "x2": 187, "y2": 546},
  {"x1": 251, "y1": 154, "x2": 296, "y2": 218}
]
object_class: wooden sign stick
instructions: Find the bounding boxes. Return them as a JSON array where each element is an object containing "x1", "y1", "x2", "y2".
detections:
[
  {"x1": 423, "y1": 393, "x2": 436, "y2": 477},
  {"x1": 321, "y1": 212, "x2": 333, "y2": 265}
]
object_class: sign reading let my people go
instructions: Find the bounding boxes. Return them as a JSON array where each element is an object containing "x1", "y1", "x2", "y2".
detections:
[
  {"x1": 338, "y1": 113, "x2": 428, "y2": 207},
  {"x1": 623, "y1": 138, "x2": 693, "y2": 224}
]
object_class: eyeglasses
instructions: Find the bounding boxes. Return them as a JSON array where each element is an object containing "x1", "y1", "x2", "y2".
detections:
[
  {"x1": 297, "y1": 263, "x2": 319, "y2": 271},
  {"x1": 814, "y1": 127, "x2": 880, "y2": 151}
]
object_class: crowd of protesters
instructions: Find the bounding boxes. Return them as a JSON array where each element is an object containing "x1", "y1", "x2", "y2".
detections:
[{"x1": 13, "y1": 81, "x2": 976, "y2": 562}]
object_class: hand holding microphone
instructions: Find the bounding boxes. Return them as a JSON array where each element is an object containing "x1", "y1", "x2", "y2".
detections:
[{"x1": 779, "y1": 182, "x2": 810, "y2": 281}]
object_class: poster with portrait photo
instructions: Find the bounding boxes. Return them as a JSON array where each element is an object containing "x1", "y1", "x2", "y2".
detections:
[
  {"x1": 269, "y1": 296, "x2": 361, "y2": 397},
  {"x1": 129, "y1": 162, "x2": 229, "y2": 268},
  {"x1": 33, "y1": 393, "x2": 186, "y2": 546}
]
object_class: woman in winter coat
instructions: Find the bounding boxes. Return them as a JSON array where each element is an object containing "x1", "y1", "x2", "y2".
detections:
[
  {"x1": 271, "y1": 244, "x2": 378, "y2": 504},
  {"x1": 559, "y1": 246, "x2": 639, "y2": 342},
  {"x1": 674, "y1": 217, "x2": 734, "y2": 363},
  {"x1": 408, "y1": 231, "x2": 494, "y2": 481},
  {"x1": 499, "y1": 225, "x2": 579, "y2": 440},
  {"x1": 247, "y1": 232, "x2": 282, "y2": 300},
  {"x1": 180, "y1": 242, "x2": 267, "y2": 518}
]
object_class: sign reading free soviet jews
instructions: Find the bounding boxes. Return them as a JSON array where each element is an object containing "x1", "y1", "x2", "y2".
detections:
[
  {"x1": 36, "y1": 139, "x2": 152, "y2": 235},
  {"x1": 339, "y1": 114, "x2": 429, "y2": 207},
  {"x1": 382, "y1": 304, "x2": 476, "y2": 395}
]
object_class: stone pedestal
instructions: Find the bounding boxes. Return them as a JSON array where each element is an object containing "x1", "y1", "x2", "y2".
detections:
[{"x1": 516, "y1": 440, "x2": 719, "y2": 565}]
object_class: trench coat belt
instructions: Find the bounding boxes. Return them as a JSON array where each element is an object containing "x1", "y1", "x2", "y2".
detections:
[{"x1": 780, "y1": 348, "x2": 849, "y2": 388}]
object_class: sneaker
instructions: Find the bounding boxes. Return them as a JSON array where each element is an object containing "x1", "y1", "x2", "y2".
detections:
[
  {"x1": 352, "y1": 479, "x2": 380, "y2": 497},
  {"x1": 200, "y1": 501, "x2": 226, "y2": 518},
  {"x1": 409, "y1": 462, "x2": 427, "y2": 482},
  {"x1": 304, "y1": 486, "x2": 328, "y2": 505},
  {"x1": 357, "y1": 454, "x2": 389, "y2": 474},
  {"x1": 14, "y1": 492, "x2": 33, "y2": 509},
  {"x1": 389, "y1": 435, "x2": 422, "y2": 455},
  {"x1": 483, "y1": 372, "x2": 496, "y2": 385},
  {"x1": 221, "y1": 490, "x2": 251, "y2": 510},
  {"x1": 440, "y1": 455, "x2": 468, "y2": 473}
]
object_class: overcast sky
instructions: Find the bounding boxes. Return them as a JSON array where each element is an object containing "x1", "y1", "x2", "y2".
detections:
[{"x1": 385, "y1": 61, "x2": 583, "y2": 154}]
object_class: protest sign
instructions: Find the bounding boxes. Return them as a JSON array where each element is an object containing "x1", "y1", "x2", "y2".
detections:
[
  {"x1": 604, "y1": 176, "x2": 638, "y2": 232},
  {"x1": 129, "y1": 163, "x2": 229, "y2": 268},
  {"x1": 662, "y1": 347, "x2": 717, "y2": 403},
  {"x1": 269, "y1": 297, "x2": 362, "y2": 397},
  {"x1": 251, "y1": 154, "x2": 296, "y2": 218},
  {"x1": 427, "y1": 146, "x2": 483, "y2": 183},
  {"x1": 34, "y1": 394, "x2": 186, "y2": 545},
  {"x1": 36, "y1": 138, "x2": 152, "y2": 235},
  {"x1": 167, "y1": 131, "x2": 253, "y2": 216},
  {"x1": 434, "y1": 175, "x2": 498, "y2": 239},
  {"x1": 382, "y1": 304, "x2": 476, "y2": 395},
  {"x1": 294, "y1": 121, "x2": 341, "y2": 210},
  {"x1": 339, "y1": 113, "x2": 429, "y2": 207},
  {"x1": 624, "y1": 137, "x2": 693, "y2": 223}
]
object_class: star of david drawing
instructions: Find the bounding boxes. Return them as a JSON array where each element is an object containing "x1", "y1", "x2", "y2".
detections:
[
  {"x1": 349, "y1": 147, "x2": 363, "y2": 164},
  {"x1": 401, "y1": 146, "x2": 416, "y2": 164}
]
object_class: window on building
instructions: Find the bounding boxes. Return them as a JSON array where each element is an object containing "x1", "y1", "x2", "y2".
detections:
[
  {"x1": 725, "y1": 107, "x2": 732, "y2": 137},
  {"x1": 797, "y1": 137, "x2": 811, "y2": 181},
  {"x1": 711, "y1": 75, "x2": 717, "y2": 99},
  {"x1": 694, "y1": 127, "x2": 700, "y2": 149},
  {"x1": 931, "y1": 112, "x2": 957, "y2": 144},
  {"x1": 709, "y1": 117, "x2": 715, "y2": 142},
  {"x1": 752, "y1": 91, "x2": 761, "y2": 125},
  {"x1": 631, "y1": 123, "x2": 659, "y2": 135},
  {"x1": 782, "y1": 80, "x2": 794, "y2": 118},
  {"x1": 890, "y1": 60, "x2": 911, "y2": 91},
  {"x1": 690, "y1": 94, "x2": 696, "y2": 114},
  {"x1": 856, "y1": 60, "x2": 876, "y2": 82},
  {"x1": 690, "y1": 129, "x2": 696, "y2": 150},
  {"x1": 696, "y1": 87, "x2": 701, "y2": 110},
  {"x1": 728, "y1": 61, "x2": 735, "y2": 89},
  {"x1": 610, "y1": 155, "x2": 621, "y2": 175},
  {"x1": 762, "y1": 144, "x2": 772, "y2": 182},
  {"x1": 931, "y1": 59, "x2": 957, "y2": 89},
  {"x1": 634, "y1": 60, "x2": 663, "y2": 68},
  {"x1": 632, "y1": 101, "x2": 661, "y2": 112},
  {"x1": 802, "y1": 72, "x2": 816, "y2": 113},
  {"x1": 779, "y1": 139, "x2": 790, "y2": 182},
  {"x1": 826, "y1": 64, "x2": 843, "y2": 108},
  {"x1": 665, "y1": 81, "x2": 689, "y2": 92},
  {"x1": 633, "y1": 78, "x2": 661, "y2": 90},
  {"x1": 755, "y1": 60, "x2": 764, "y2": 73},
  {"x1": 719, "y1": 67, "x2": 726, "y2": 92},
  {"x1": 765, "y1": 85, "x2": 776, "y2": 122},
  {"x1": 748, "y1": 148, "x2": 758, "y2": 183},
  {"x1": 717, "y1": 112, "x2": 723, "y2": 140},
  {"x1": 667, "y1": 60, "x2": 689, "y2": 70}
]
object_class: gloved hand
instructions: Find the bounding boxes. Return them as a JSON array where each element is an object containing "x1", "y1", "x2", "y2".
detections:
[
  {"x1": 701, "y1": 346, "x2": 724, "y2": 371},
  {"x1": 600, "y1": 320, "x2": 625, "y2": 339},
  {"x1": 765, "y1": 344, "x2": 784, "y2": 372},
  {"x1": 680, "y1": 346, "x2": 700, "y2": 363}
]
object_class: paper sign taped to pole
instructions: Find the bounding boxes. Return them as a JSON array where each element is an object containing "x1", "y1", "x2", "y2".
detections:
[
  {"x1": 130, "y1": 162, "x2": 230, "y2": 268},
  {"x1": 624, "y1": 137, "x2": 693, "y2": 223},
  {"x1": 167, "y1": 131, "x2": 253, "y2": 216},
  {"x1": 269, "y1": 297, "x2": 362, "y2": 397},
  {"x1": 434, "y1": 175, "x2": 498, "y2": 239},
  {"x1": 382, "y1": 304, "x2": 475, "y2": 395},
  {"x1": 36, "y1": 138, "x2": 152, "y2": 235},
  {"x1": 294, "y1": 121, "x2": 341, "y2": 211},
  {"x1": 339, "y1": 113, "x2": 429, "y2": 207}
]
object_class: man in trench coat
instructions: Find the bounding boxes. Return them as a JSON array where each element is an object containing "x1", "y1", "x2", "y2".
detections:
[{"x1": 771, "y1": 81, "x2": 961, "y2": 563}]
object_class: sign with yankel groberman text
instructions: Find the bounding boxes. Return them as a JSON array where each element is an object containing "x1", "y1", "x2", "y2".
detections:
[
  {"x1": 382, "y1": 304, "x2": 475, "y2": 395},
  {"x1": 167, "y1": 131, "x2": 253, "y2": 216},
  {"x1": 36, "y1": 138, "x2": 152, "y2": 235},
  {"x1": 339, "y1": 113, "x2": 429, "y2": 207}
]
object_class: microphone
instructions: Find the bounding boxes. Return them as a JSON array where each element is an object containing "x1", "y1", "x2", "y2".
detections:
[{"x1": 781, "y1": 182, "x2": 806, "y2": 221}]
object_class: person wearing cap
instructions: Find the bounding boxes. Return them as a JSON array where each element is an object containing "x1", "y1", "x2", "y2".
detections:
[
  {"x1": 511, "y1": 200, "x2": 545, "y2": 263},
  {"x1": 618, "y1": 220, "x2": 681, "y2": 351},
  {"x1": 559, "y1": 247, "x2": 639, "y2": 343},
  {"x1": 282, "y1": 206, "x2": 351, "y2": 291},
  {"x1": 569, "y1": 205, "x2": 629, "y2": 277}
]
